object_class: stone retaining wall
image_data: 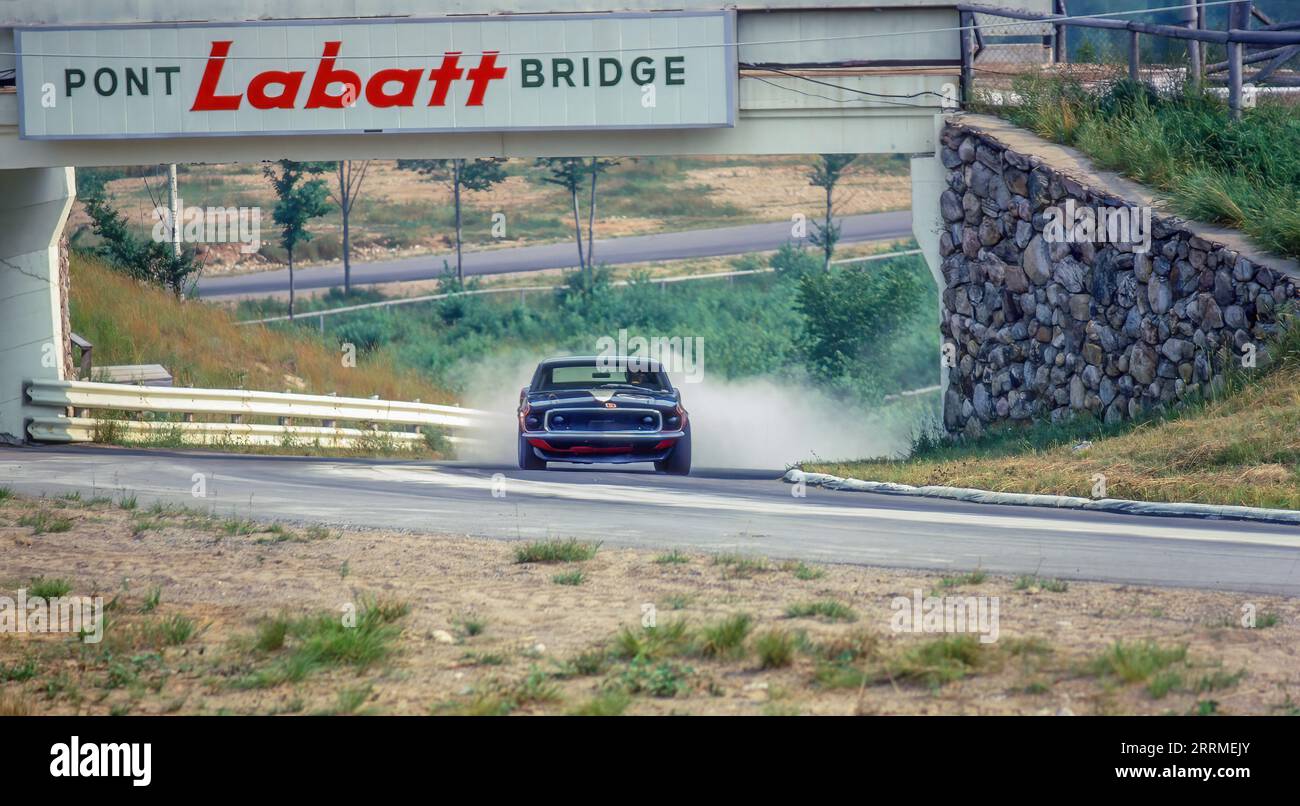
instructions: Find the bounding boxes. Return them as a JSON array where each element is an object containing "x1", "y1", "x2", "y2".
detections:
[{"x1": 938, "y1": 122, "x2": 1299, "y2": 437}]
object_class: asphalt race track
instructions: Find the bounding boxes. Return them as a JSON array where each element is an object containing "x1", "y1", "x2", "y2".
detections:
[
  {"x1": 196, "y1": 211, "x2": 913, "y2": 298},
  {"x1": 4, "y1": 445, "x2": 1300, "y2": 595}
]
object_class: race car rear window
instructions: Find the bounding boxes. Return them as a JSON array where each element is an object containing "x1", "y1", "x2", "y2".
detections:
[{"x1": 538, "y1": 365, "x2": 669, "y2": 390}]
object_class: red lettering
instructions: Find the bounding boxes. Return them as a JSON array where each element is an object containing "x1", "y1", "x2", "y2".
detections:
[
  {"x1": 364, "y1": 68, "x2": 423, "y2": 108},
  {"x1": 464, "y1": 52, "x2": 507, "y2": 107},
  {"x1": 189, "y1": 41, "x2": 509, "y2": 114},
  {"x1": 426, "y1": 52, "x2": 464, "y2": 107},
  {"x1": 305, "y1": 41, "x2": 361, "y2": 109},
  {"x1": 190, "y1": 41, "x2": 241, "y2": 111},
  {"x1": 247, "y1": 70, "x2": 304, "y2": 109}
]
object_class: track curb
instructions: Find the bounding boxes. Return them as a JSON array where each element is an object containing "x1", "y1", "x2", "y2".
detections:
[{"x1": 783, "y1": 469, "x2": 1300, "y2": 527}]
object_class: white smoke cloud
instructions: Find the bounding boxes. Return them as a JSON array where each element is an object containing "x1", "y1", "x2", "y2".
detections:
[
  {"x1": 454, "y1": 349, "x2": 916, "y2": 470},
  {"x1": 673, "y1": 374, "x2": 912, "y2": 469}
]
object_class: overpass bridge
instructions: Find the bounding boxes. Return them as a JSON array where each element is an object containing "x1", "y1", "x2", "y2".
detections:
[{"x1": 0, "y1": 0, "x2": 1049, "y2": 443}]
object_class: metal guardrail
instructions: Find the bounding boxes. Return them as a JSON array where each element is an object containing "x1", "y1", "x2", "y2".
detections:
[
  {"x1": 24, "y1": 379, "x2": 492, "y2": 448},
  {"x1": 236, "y1": 248, "x2": 925, "y2": 326}
]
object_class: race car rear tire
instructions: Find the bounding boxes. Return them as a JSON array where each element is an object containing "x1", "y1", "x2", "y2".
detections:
[
  {"x1": 655, "y1": 430, "x2": 691, "y2": 475},
  {"x1": 518, "y1": 435, "x2": 547, "y2": 470}
]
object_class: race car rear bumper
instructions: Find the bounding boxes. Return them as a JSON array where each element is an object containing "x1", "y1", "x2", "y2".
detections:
[{"x1": 523, "y1": 431, "x2": 685, "y2": 464}]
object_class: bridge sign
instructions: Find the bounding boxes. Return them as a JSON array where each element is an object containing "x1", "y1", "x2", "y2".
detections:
[{"x1": 16, "y1": 12, "x2": 735, "y2": 140}]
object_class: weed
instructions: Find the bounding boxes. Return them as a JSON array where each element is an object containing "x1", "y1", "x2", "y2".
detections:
[
  {"x1": 785, "y1": 600, "x2": 857, "y2": 623},
  {"x1": 1014, "y1": 575, "x2": 1069, "y2": 592},
  {"x1": 1089, "y1": 641, "x2": 1188, "y2": 684},
  {"x1": 653, "y1": 550, "x2": 691, "y2": 565},
  {"x1": 614, "y1": 619, "x2": 691, "y2": 661},
  {"x1": 618, "y1": 656, "x2": 693, "y2": 697},
  {"x1": 552, "y1": 570, "x2": 586, "y2": 586},
  {"x1": 938, "y1": 570, "x2": 987, "y2": 589},
  {"x1": 698, "y1": 614, "x2": 753, "y2": 659},
  {"x1": 19, "y1": 512, "x2": 73, "y2": 535},
  {"x1": 889, "y1": 635, "x2": 989, "y2": 688},
  {"x1": 27, "y1": 576, "x2": 73, "y2": 598},
  {"x1": 568, "y1": 690, "x2": 630, "y2": 716},
  {"x1": 0, "y1": 658, "x2": 38, "y2": 682},
  {"x1": 756, "y1": 629, "x2": 796, "y2": 669},
  {"x1": 140, "y1": 587, "x2": 161, "y2": 613},
  {"x1": 514, "y1": 538, "x2": 601, "y2": 564}
]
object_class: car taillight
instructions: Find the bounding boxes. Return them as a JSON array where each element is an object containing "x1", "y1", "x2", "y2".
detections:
[{"x1": 666, "y1": 404, "x2": 687, "y2": 430}]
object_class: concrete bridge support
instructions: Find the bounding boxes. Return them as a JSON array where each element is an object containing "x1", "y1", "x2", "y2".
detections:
[
  {"x1": 911, "y1": 114, "x2": 952, "y2": 394},
  {"x1": 0, "y1": 166, "x2": 75, "y2": 443}
]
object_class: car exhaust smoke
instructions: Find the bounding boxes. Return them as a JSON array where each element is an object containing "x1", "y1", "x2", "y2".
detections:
[{"x1": 455, "y1": 351, "x2": 917, "y2": 471}]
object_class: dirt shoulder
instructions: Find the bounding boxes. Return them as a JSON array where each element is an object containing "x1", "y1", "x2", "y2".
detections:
[{"x1": 1, "y1": 492, "x2": 1296, "y2": 716}]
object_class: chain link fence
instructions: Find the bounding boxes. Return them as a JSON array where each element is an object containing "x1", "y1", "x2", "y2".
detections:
[{"x1": 965, "y1": 5, "x2": 1300, "y2": 108}]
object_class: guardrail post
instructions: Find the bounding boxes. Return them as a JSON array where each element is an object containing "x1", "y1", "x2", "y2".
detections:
[
  {"x1": 323, "y1": 391, "x2": 337, "y2": 428},
  {"x1": 367, "y1": 394, "x2": 379, "y2": 431},
  {"x1": 1128, "y1": 31, "x2": 1141, "y2": 80}
]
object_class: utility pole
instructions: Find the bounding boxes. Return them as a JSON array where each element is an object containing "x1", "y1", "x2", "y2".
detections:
[
  {"x1": 453, "y1": 159, "x2": 463, "y2": 284},
  {"x1": 168, "y1": 163, "x2": 180, "y2": 259}
]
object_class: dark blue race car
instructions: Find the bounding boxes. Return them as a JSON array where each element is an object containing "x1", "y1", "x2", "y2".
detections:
[{"x1": 517, "y1": 356, "x2": 691, "y2": 474}]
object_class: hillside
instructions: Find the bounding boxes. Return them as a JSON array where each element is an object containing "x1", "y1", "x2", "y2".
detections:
[
  {"x1": 68, "y1": 254, "x2": 452, "y2": 405},
  {"x1": 811, "y1": 316, "x2": 1300, "y2": 510}
]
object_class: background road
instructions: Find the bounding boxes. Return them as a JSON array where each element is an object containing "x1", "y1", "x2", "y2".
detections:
[
  {"x1": 197, "y1": 210, "x2": 913, "y2": 298},
  {"x1": 4, "y1": 445, "x2": 1300, "y2": 595}
]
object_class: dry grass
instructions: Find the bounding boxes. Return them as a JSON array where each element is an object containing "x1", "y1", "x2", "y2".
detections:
[
  {"x1": 812, "y1": 364, "x2": 1300, "y2": 511},
  {"x1": 75, "y1": 156, "x2": 911, "y2": 275},
  {"x1": 3, "y1": 491, "x2": 1297, "y2": 716},
  {"x1": 70, "y1": 254, "x2": 453, "y2": 404}
]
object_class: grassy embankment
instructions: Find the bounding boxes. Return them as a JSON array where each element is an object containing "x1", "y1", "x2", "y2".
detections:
[
  {"x1": 68, "y1": 254, "x2": 455, "y2": 457},
  {"x1": 990, "y1": 75, "x2": 1300, "y2": 261},
  {"x1": 813, "y1": 81, "x2": 1300, "y2": 509}
]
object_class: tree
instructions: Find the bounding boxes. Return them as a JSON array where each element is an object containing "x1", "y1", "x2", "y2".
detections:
[
  {"x1": 263, "y1": 160, "x2": 332, "y2": 320},
  {"x1": 536, "y1": 157, "x2": 591, "y2": 278},
  {"x1": 397, "y1": 158, "x2": 507, "y2": 284},
  {"x1": 795, "y1": 257, "x2": 928, "y2": 394},
  {"x1": 332, "y1": 160, "x2": 371, "y2": 295},
  {"x1": 807, "y1": 154, "x2": 859, "y2": 270},
  {"x1": 584, "y1": 157, "x2": 621, "y2": 267},
  {"x1": 536, "y1": 157, "x2": 620, "y2": 286},
  {"x1": 79, "y1": 175, "x2": 200, "y2": 297}
]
